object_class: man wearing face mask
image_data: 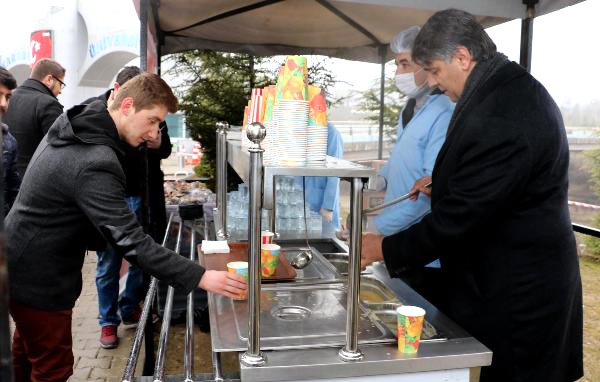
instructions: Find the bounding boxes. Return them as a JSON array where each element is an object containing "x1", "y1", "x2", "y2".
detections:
[{"x1": 369, "y1": 26, "x2": 454, "y2": 302}]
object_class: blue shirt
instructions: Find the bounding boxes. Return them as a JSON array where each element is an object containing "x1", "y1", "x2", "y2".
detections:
[
  {"x1": 304, "y1": 123, "x2": 344, "y2": 229},
  {"x1": 373, "y1": 93, "x2": 454, "y2": 236}
]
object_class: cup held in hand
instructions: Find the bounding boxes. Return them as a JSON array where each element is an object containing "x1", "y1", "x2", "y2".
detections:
[{"x1": 227, "y1": 261, "x2": 248, "y2": 300}]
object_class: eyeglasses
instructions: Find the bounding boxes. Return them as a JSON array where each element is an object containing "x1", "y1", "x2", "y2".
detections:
[{"x1": 53, "y1": 76, "x2": 66, "y2": 90}]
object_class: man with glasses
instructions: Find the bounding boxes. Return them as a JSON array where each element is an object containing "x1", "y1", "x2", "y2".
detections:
[{"x1": 3, "y1": 58, "x2": 65, "y2": 176}]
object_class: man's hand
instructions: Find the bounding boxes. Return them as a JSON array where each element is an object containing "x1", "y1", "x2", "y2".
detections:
[
  {"x1": 361, "y1": 232, "x2": 384, "y2": 269},
  {"x1": 198, "y1": 270, "x2": 247, "y2": 299},
  {"x1": 146, "y1": 133, "x2": 162, "y2": 149},
  {"x1": 320, "y1": 208, "x2": 333, "y2": 222},
  {"x1": 409, "y1": 176, "x2": 432, "y2": 201}
]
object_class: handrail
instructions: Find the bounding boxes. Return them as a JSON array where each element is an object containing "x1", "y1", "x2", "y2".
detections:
[
  {"x1": 122, "y1": 213, "x2": 175, "y2": 382},
  {"x1": 153, "y1": 221, "x2": 184, "y2": 381}
]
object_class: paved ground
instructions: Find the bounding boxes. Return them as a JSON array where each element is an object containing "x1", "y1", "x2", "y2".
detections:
[{"x1": 68, "y1": 253, "x2": 143, "y2": 382}]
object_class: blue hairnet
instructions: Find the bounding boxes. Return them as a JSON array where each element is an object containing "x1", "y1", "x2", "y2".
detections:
[{"x1": 390, "y1": 26, "x2": 421, "y2": 54}]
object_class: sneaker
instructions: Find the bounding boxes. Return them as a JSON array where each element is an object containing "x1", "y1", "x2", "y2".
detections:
[
  {"x1": 99, "y1": 325, "x2": 118, "y2": 349},
  {"x1": 121, "y1": 306, "x2": 142, "y2": 329}
]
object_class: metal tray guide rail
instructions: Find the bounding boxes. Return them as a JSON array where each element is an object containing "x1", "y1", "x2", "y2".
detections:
[
  {"x1": 223, "y1": 122, "x2": 375, "y2": 367},
  {"x1": 122, "y1": 213, "x2": 174, "y2": 382},
  {"x1": 215, "y1": 121, "x2": 229, "y2": 241},
  {"x1": 240, "y1": 122, "x2": 267, "y2": 367},
  {"x1": 121, "y1": 210, "x2": 203, "y2": 382}
]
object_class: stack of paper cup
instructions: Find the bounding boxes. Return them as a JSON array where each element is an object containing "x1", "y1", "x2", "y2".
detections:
[
  {"x1": 272, "y1": 100, "x2": 309, "y2": 166},
  {"x1": 306, "y1": 125, "x2": 328, "y2": 165},
  {"x1": 249, "y1": 88, "x2": 264, "y2": 123}
]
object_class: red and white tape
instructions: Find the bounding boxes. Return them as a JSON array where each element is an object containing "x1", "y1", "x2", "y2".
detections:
[{"x1": 568, "y1": 200, "x2": 600, "y2": 210}]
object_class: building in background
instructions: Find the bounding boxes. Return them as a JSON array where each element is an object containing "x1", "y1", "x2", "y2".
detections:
[{"x1": 0, "y1": 0, "x2": 140, "y2": 109}]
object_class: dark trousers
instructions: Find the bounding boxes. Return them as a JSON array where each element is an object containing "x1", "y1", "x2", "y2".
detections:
[{"x1": 10, "y1": 301, "x2": 74, "y2": 382}]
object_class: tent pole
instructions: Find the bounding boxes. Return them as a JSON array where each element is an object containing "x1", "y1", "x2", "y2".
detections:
[
  {"x1": 378, "y1": 45, "x2": 385, "y2": 160},
  {"x1": 140, "y1": 0, "x2": 148, "y2": 72},
  {"x1": 138, "y1": 0, "x2": 156, "y2": 376},
  {"x1": 519, "y1": 0, "x2": 537, "y2": 72}
]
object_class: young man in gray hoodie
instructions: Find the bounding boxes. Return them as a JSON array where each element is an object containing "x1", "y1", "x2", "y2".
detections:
[{"x1": 6, "y1": 73, "x2": 247, "y2": 381}]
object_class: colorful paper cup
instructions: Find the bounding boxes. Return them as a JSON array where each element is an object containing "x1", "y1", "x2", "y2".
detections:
[
  {"x1": 227, "y1": 261, "x2": 248, "y2": 280},
  {"x1": 260, "y1": 244, "x2": 280, "y2": 277},
  {"x1": 396, "y1": 305, "x2": 426, "y2": 353},
  {"x1": 261, "y1": 231, "x2": 274, "y2": 245},
  {"x1": 227, "y1": 261, "x2": 248, "y2": 300}
]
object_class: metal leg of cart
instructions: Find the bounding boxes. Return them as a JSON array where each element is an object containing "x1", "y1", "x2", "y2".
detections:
[{"x1": 240, "y1": 123, "x2": 267, "y2": 367}]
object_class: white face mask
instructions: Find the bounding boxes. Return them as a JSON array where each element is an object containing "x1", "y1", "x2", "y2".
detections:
[{"x1": 395, "y1": 70, "x2": 427, "y2": 98}]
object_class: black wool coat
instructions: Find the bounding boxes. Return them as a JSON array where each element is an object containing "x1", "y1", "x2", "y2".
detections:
[
  {"x1": 382, "y1": 61, "x2": 583, "y2": 382},
  {"x1": 4, "y1": 78, "x2": 63, "y2": 176}
]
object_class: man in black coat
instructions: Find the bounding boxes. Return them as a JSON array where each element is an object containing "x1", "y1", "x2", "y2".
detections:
[
  {"x1": 0, "y1": 67, "x2": 21, "y2": 214},
  {"x1": 6, "y1": 73, "x2": 247, "y2": 381},
  {"x1": 361, "y1": 9, "x2": 583, "y2": 382},
  {"x1": 83, "y1": 66, "x2": 173, "y2": 349},
  {"x1": 3, "y1": 58, "x2": 65, "y2": 176}
]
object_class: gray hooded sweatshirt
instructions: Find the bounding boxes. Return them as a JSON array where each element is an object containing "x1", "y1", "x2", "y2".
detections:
[{"x1": 6, "y1": 100, "x2": 204, "y2": 310}]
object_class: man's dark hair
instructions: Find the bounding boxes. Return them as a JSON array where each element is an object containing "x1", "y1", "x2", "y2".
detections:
[
  {"x1": 30, "y1": 58, "x2": 66, "y2": 81},
  {"x1": 0, "y1": 67, "x2": 17, "y2": 90},
  {"x1": 116, "y1": 66, "x2": 142, "y2": 86},
  {"x1": 412, "y1": 9, "x2": 497, "y2": 66}
]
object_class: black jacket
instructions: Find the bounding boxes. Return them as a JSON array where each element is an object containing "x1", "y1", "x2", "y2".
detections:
[
  {"x1": 2, "y1": 123, "x2": 21, "y2": 214},
  {"x1": 83, "y1": 90, "x2": 172, "y2": 241},
  {"x1": 6, "y1": 101, "x2": 203, "y2": 310},
  {"x1": 3, "y1": 78, "x2": 63, "y2": 176},
  {"x1": 382, "y1": 61, "x2": 583, "y2": 382}
]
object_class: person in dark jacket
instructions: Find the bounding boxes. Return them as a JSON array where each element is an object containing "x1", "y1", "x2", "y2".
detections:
[
  {"x1": 361, "y1": 9, "x2": 583, "y2": 382},
  {"x1": 3, "y1": 58, "x2": 65, "y2": 177},
  {"x1": 82, "y1": 66, "x2": 173, "y2": 349},
  {"x1": 6, "y1": 73, "x2": 247, "y2": 381},
  {"x1": 0, "y1": 67, "x2": 21, "y2": 215}
]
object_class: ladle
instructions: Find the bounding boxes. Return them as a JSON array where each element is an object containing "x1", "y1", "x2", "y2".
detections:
[{"x1": 290, "y1": 178, "x2": 313, "y2": 269}]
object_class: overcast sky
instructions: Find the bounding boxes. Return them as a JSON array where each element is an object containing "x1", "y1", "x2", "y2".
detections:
[
  {"x1": 2, "y1": 0, "x2": 598, "y2": 107},
  {"x1": 329, "y1": 0, "x2": 599, "y2": 107}
]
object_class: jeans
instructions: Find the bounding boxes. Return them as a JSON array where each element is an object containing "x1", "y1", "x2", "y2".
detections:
[{"x1": 96, "y1": 195, "x2": 145, "y2": 326}]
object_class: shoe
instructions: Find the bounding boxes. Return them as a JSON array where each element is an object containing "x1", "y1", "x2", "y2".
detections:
[
  {"x1": 121, "y1": 306, "x2": 142, "y2": 329},
  {"x1": 99, "y1": 325, "x2": 118, "y2": 349}
]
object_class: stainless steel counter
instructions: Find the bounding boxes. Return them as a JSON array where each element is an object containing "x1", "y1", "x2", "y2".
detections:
[
  {"x1": 212, "y1": 133, "x2": 491, "y2": 381},
  {"x1": 240, "y1": 338, "x2": 490, "y2": 382},
  {"x1": 203, "y1": 237, "x2": 492, "y2": 382}
]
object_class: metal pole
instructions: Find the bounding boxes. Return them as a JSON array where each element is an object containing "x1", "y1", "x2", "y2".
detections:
[
  {"x1": 378, "y1": 45, "x2": 385, "y2": 160},
  {"x1": 215, "y1": 122, "x2": 229, "y2": 240},
  {"x1": 212, "y1": 351, "x2": 225, "y2": 382},
  {"x1": 240, "y1": 122, "x2": 267, "y2": 367},
  {"x1": 153, "y1": 221, "x2": 184, "y2": 381},
  {"x1": 519, "y1": 1, "x2": 537, "y2": 72},
  {"x1": 183, "y1": 221, "x2": 196, "y2": 382},
  {"x1": 122, "y1": 213, "x2": 174, "y2": 382},
  {"x1": 140, "y1": 0, "x2": 148, "y2": 72},
  {"x1": 269, "y1": 177, "x2": 277, "y2": 235},
  {"x1": 339, "y1": 177, "x2": 365, "y2": 361}
]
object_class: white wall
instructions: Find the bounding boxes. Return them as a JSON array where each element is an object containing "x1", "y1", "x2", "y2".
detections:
[{"x1": 0, "y1": 0, "x2": 140, "y2": 109}]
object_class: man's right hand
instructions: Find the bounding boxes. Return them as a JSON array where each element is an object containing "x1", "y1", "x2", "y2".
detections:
[
  {"x1": 409, "y1": 176, "x2": 432, "y2": 201},
  {"x1": 198, "y1": 270, "x2": 248, "y2": 299}
]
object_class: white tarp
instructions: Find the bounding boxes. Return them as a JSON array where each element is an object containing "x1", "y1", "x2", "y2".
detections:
[{"x1": 151, "y1": 0, "x2": 584, "y2": 62}]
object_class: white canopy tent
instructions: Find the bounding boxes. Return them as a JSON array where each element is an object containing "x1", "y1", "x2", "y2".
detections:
[
  {"x1": 137, "y1": 0, "x2": 585, "y2": 158},
  {"x1": 148, "y1": 0, "x2": 583, "y2": 63}
]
